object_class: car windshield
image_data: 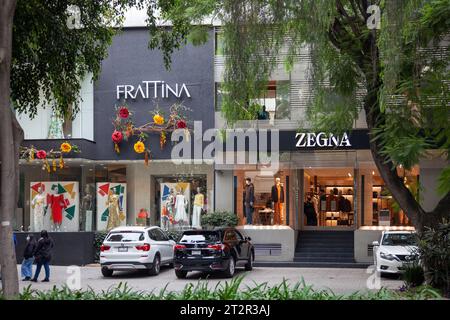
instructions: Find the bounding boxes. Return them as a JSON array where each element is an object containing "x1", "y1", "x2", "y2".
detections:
[
  {"x1": 106, "y1": 231, "x2": 144, "y2": 242},
  {"x1": 180, "y1": 231, "x2": 220, "y2": 244},
  {"x1": 382, "y1": 233, "x2": 417, "y2": 246}
]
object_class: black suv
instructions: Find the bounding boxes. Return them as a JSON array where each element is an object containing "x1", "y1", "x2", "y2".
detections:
[{"x1": 173, "y1": 228, "x2": 254, "y2": 278}]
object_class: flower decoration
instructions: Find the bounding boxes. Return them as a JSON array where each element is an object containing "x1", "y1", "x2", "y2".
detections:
[
  {"x1": 176, "y1": 120, "x2": 187, "y2": 129},
  {"x1": 134, "y1": 141, "x2": 145, "y2": 154},
  {"x1": 160, "y1": 131, "x2": 167, "y2": 149},
  {"x1": 153, "y1": 114, "x2": 164, "y2": 125},
  {"x1": 36, "y1": 150, "x2": 47, "y2": 159},
  {"x1": 60, "y1": 142, "x2": 72, "y2": 153},
  {"x1": 118, "y1": 106, "x2": 130, "y2": 119},
  {"x1": 112, "y1": 130, "x2": 123, "y2": 143}
]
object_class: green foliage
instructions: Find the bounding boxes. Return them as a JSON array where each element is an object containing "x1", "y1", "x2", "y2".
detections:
[
  {"x1": 5, "y1": 276, "x2": 445, "y2": 300},
  {"x1": 93, "y1": 231, "x2": 108, "y2": 262},
  {"x1": 402, "y1": 264, "x2": 425, "y2": 288},
  {"x1": 201, "y1": 211, "x2": 239, "y2": 228},
  {"x1": 418, "y1": 220, "x2": 450, "y2": 295}
]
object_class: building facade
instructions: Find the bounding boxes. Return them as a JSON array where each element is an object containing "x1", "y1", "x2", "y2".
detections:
[{"x1": 14, "y1": 26, "x2": 448, "y2": 265}]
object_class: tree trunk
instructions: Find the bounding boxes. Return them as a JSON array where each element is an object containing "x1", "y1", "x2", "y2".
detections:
[{"x1": 0, "y1": 0, "x2": 19, "y2": 299}]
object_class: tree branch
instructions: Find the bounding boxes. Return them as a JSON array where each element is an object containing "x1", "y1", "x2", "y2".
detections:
[{"x1": 336, "y1": 0, "x2": 361, "y2": 38}]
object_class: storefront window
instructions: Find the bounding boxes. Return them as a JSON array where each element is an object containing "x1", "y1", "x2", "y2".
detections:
[
  {"x1": 18, "y1": 161, "x2": 126, "y2": 232},
  {"x1": 214, "y1": 81, "x2": 290, "y2": 119},
  {"x1": 303, "y1": 168, "x2": 355, "y2": 227},
  {"x1": 363, "y1": 167, "x2": 416, "y2": 227},
  {"x1": 235, "y1": 170, "x2": 289, "y2": 226},
  {"x1": 154, "y1": 175, "x2": 207, "y2": 231}
]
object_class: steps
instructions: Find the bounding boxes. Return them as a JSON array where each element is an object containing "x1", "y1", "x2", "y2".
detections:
[{"x1": 294, "y1": 231, "x2": 355, "y2": 264}]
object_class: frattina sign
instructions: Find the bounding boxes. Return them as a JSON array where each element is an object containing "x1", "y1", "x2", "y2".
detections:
[
  {"x1": 295, "y1": 132, "x2": 352, "y2": 148},
  {"x1": 116, "y1": 81, "x2": 192, "y2": 100}
]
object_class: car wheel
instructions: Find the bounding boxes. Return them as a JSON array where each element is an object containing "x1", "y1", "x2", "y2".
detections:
[
  {"x1": 148, "y1": 254, "x2": 161, "y2": 276},
  {"x1": 101, "y1": 267, "x2": 113, "y2": 278},
  {"x1": 223, "y1": 256, "x2": 236, "y2": 278},
  {"x1": 175, "y1": 270, "x2": 188, "y2": 279},
  {"x1": 245, "y1": 252, "x2": 253, "y2": 271}
]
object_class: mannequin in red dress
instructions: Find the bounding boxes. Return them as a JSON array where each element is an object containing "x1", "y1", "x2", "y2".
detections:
[{"x1": 47, "y1": 186, "x2": 66, "y2": 231}]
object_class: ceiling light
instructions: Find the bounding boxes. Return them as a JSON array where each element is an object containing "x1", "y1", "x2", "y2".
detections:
[{"x1": 372, "y1": 171, "x2": 375, "y2": 175}]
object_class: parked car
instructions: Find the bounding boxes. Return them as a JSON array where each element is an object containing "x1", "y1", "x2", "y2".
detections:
[
  {"x1": 173, "y1": 228, "x2": 254, "y2": 279},
  {"x1": 100, "y1": 226, "x2": 175, "y2": 277},
  {"x1": 372, "y1": 231, "x2": 419, "y2": 275}
]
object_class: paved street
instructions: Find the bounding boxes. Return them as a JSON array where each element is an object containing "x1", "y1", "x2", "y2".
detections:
[{"x1": 10, "y1": 265, "x2": 403, "y2": 295}]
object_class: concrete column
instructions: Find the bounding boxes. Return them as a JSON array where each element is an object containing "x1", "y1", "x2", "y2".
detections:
[{"x1": 419, "y1": 157, "x2": 449, "y2": 211}]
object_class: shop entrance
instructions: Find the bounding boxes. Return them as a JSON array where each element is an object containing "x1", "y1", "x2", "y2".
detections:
[{"x1": 301, "y1": 168, "x2": 356, "y2": 230}]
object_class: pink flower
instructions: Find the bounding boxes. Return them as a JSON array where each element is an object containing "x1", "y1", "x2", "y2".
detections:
[
  {"x1": 36, "y1": 150, "x2": 47, "y2": 159},
  {"x1": 176, "y1": 120, "x2": 187, "y2": 129},
  {"x1": 111, "y1": 130, "x2": 123, "y2": 143},
  {"x1": 118, "y1": 107, "x2": 129, "y2": 119}
]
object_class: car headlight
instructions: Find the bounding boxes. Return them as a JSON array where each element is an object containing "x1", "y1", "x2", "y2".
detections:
[{"x1": 380, "y1": 252, "x2": 399, "y2": 261}]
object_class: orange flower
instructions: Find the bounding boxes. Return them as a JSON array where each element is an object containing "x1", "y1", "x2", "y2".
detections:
[
  {"x1": 153, "y1": 114, "x2": 164, "y2": 125},
  {"x1": 134, "y1": 141, "x2": 145, "y2": 154},
  {"x1": 60, "y1": 142, "x2": 72, "y2": 153}
]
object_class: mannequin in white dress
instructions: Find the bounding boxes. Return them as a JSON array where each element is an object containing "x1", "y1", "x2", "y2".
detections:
[
  {"x1": 31, "y1": 186, "x2": 46, "y2": 232},
  {"x1": 192, "y1": 187, "x2": 204, "y2": 229},
  {"x1": 174, "y1": 188, "x2": 188, "y2": 225}
]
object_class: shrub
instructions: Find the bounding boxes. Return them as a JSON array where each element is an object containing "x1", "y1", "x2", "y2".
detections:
[
  {"x1": 93, "y1": 231, "x2": 108, "y2": 262},
  {"x1": 7, "y1": 276, "x2": 444, "y2": 300},
  {"x1": 201, "y1": 211, "x2": 238, "y2": 228},
  {"x1": 402, "y1": 263, "x2": 425, "y2": 288},
  {"x1": 418, "y1": 220, "x2": 450, "y2": 296}
]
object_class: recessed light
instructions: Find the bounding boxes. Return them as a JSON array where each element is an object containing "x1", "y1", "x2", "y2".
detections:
[
  {"x1": 347, "y1": 173, "x2": 352, "y2": 177},
  {"x1": 372, "y1": 171, "x2": 375, "y2": 175}
]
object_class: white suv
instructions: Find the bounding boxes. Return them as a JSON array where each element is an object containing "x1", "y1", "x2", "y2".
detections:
[{"x1": 100, "y1": 226, "x2": 175, "y2": 277}]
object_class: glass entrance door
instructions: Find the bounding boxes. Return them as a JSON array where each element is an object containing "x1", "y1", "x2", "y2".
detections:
[{"x1": 302, "y1": 168, "x2": 356, "y2": 230}]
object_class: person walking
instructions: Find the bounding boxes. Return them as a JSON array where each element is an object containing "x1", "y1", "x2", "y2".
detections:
[
  {"x1": 243, "y1": 178, "x2": 255, "y2": 225},
  {"x1": 21, "y1": 234, "x2": 37, "y2": 281},
  {"x1": 31, "y1": 230, "x2": 54, "y2": 282}
]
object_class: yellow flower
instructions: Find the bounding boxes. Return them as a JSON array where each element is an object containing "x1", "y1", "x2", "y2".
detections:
[
  {"x1": 60, "y1": 142, "x2": 72, "y2": 153},
  {"x1": 153, "y1": 114, "x2": 164, "y2": 125},
  {"x1": 134, "y1": 141, "x2": 145, "y2": 154}
]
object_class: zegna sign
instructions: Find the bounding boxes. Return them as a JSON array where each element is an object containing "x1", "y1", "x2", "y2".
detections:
[
  {"x1": 295, "y1": 132, "x2": 352, "y2": 148},
  {"x1": 116, "y1": 81, "x2": 192, "y2": 100}
]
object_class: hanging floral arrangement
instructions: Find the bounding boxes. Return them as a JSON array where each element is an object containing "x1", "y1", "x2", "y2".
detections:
[
  {"x1": 111, "y1": 101, "x2": 191, "y2": 164},
  {"x1": 20, "y1": 142, "x2": 80, "y2": 172}
]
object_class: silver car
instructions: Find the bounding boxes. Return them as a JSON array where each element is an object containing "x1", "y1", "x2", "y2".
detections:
[{"x1": 100, "y1": 226, "x2": 175, "y2": 277}]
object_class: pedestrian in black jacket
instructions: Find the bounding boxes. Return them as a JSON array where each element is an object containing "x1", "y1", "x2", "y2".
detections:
[
  {"x1": 31, "y1": 230, "x2": 54, "y2": 282},
  {"x1": 21, "y1": 234, "x2": 37, "y2": 281}
]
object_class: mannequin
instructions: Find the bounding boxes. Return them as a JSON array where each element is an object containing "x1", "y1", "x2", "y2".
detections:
[
  {"x1": 47, "y1": 186, "x2": 66, "y2": 231},
  {"x1": 31, "y1": 186, "x2": 46, "y2": 232},
  {"x1": 174, "y1": 188, "x2": 188, "y2": 226},
  {"x1": 271, "y1": 177, "x2": 285, "y2": 225},
  {"x1": 161, "y1": 188, "x2": 175, "y2": 230},
  {"x1": 81, "y1": 185, "x2": 94, "y2": 231},
  {"x1": 106, "y1": 189, "x2": 122, "y2": 230},
  {"x1": 192, "y1": 187, "x2": 204, "y2": 228}
]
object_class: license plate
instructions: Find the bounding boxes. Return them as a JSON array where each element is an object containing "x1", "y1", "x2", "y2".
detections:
[
  {"x1": 118, "y1": 247, "x2": 128, "y2": 252},
  {"x1": 191, "y1": 250, "x2": 201, "y2": 255}
]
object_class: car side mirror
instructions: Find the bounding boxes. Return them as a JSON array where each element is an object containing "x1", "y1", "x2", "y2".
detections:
[{"x1": 372, "y1": 241, "x2": 379, "y2": 246}]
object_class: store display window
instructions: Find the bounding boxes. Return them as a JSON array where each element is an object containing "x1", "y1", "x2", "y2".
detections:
[
  {"x1": 303, "y1": 168, "x2": 355, "y2": 227},
  {"x1": 365, "y1": 168, "x2": 416, "y2": 227},
  {"x1": 235, "y1": 170, "x2": 289, "y2": 226},
  {"x1": 154, "y1": 175, "x2": 207, "y2": 231},
  {"x1": 18, "y1": 161, "x2": 126, "y2": 232}
]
